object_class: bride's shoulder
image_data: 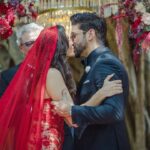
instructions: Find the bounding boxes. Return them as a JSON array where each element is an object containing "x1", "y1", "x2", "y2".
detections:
[{"x1": 47, "y1": 68, "x2": 62, "y2": 78}]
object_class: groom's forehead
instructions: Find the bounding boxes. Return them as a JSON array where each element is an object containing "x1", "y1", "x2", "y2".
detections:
[{"x1": 71, "y1": 24, "x2": 81, "y2": 32}]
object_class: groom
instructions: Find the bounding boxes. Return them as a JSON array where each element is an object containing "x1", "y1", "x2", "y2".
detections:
[{"x1": 55, "y1": 12, "x2": 130, "y2": 150}]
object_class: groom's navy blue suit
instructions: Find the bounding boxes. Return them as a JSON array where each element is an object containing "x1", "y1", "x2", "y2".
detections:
[{"x1": 72, "y1": 47, "x2": 130, "y2": 150}]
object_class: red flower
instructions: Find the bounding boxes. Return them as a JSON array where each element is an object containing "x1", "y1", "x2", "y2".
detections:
[
  {"x1": 28, "y1": 2, "x2": 38, "y2": 20},
  {"x1": 136, "y1": 32, "x2": 148, "y2": 44},
  {"x1": 31, "y1": 12, "x2": 38, "y2": 19},
  {"x1": 124, "y1": 0, "x2": 136, "y2": 8},
  {"x1": 0, "y1": 1, "x2": 38, "y2": 40},
  {"x1": 0, "y1": 18, "x2": 13, "y2": 40},
  {"x1": 131, "y1": 17, "x2": 141, "y2": 31},
  {"x1": 5, "y1": 9, "x2": 15, "y2": 26},
  {"x1": 16, "y1": 4, "x2": 26, "y2": 17},
  {"x1": 0, "y1": 3, "x2": 8, "y2": 15}
]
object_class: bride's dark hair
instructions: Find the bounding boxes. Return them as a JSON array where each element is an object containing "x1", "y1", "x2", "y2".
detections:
[{"x1": 51, "y1": 25, "x2": 76, "y2": 99}]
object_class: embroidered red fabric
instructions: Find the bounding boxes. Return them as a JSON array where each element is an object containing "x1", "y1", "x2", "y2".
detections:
[{"x1": 0, "y1": 26, "x2": 64, "y2": 150}]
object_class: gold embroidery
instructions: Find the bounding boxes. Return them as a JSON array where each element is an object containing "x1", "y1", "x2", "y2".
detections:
[{"x1": 43, "y1": 103, "x2": 51, "y2": 113}]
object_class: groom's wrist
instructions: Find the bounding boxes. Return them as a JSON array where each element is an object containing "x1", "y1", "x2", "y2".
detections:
[{"x1": 66, "y1": 106, "x2": 78, "y2": 128}]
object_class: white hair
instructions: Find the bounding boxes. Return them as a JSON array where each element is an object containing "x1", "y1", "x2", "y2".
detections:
[{"x1": 16, "y1": 23, "x2": 44, "y2": 45}]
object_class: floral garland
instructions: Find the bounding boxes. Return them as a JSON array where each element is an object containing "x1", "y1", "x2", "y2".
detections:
[
  {"x1": 123, "y1": 0, "x2": 150, "y2": 68},
  {"x1": 0, "y1": 2, "x2": 14, "y2": 40},
  {"x1": 0, "y1": 0, "x2": 38, "y2": 40},
  {"x1": 99, "y1": 0, "x2": 150, "y2": 68}
]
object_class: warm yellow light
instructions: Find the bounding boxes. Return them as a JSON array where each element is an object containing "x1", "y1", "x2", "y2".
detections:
[{"x1": 37, "y1": 8, "x2": 93, "y2": 34}]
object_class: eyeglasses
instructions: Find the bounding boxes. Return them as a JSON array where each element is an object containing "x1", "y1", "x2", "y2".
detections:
[
  {"x1": 21, "y1": 40, "x2": 35, "y2": 47},
  {"x1": 70, "y1": 31, "x2": 87, "y2": 40}
]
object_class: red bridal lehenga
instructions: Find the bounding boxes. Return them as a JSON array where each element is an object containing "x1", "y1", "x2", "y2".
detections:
[
  {"x1": 28, "y1": 99, "x2": 64, "y2": 150},
  {"x1": 0, "y1": 26, "x2": 64, "y2": 150}
]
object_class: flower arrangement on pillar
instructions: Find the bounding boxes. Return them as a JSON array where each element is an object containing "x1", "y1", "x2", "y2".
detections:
[
  {"x1": 123, "y1": 0, "x2": 150, "y2": 68},
  {"x1": 0, "y1": 2, "x2": 15, "y2": 40},
  {"x1": 0, "y1": 0, "x2": 38, "y2": 40}
]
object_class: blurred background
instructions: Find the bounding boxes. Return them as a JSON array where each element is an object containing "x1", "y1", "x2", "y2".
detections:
[{"x1": 0, "y1": 0, "x2": 150, "y2": 150}]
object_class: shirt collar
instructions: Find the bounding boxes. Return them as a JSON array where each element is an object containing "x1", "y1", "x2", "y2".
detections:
[{"x1": 85, "y1": 46, "x2": 109, "y2": 67}]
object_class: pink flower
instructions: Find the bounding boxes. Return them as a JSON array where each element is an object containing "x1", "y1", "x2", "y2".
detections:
[
  {"x1": 141, "y1": 33, "x2": 150, "y2": 51},
  {"x1": 5, "y1": 9, "x2": 15, "y2": 26}
]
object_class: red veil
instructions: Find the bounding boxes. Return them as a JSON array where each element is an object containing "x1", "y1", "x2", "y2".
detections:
[{"x1": 0, "y1": 26, "x2": 58, "y2": 149}]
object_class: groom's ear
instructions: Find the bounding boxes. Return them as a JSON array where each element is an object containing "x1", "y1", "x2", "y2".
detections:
[{"x1": 86, "y1": 28, "x2": 96, "y2": 41}]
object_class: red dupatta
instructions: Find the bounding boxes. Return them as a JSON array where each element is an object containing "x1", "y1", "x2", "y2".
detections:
[{"x1": 0, "y1": 26, "x2": 58, "y2": 150}]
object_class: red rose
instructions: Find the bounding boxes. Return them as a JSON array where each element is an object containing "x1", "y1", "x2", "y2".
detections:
[
  {"x1": 16, "y1": 4, "x2": 26, "y2": 17},
  {"x1": 131, "y1": 17, "x2": 141, "y2": 31},
  {"x1": 5, "y1": 9, "x2": 15, "y2": 26},
  {"x1": 0, "y1": 18, "x2": 13, "y2": 40}
]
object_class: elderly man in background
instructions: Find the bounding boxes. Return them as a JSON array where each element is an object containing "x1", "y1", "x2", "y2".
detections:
[{"x1": 0, "y1": 23, "x2": 43, "y2": 97}]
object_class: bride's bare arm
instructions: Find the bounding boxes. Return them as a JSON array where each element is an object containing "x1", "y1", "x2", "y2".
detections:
[
  {"x1": 45, "y1": 68, "x2": 73, "y2": 105},
  {"x1": 48, "y1": 69, "x2": 122, "y2": 126},
  {"x1": 46, "y1": 69, "x2": 122, "y2": 107}
]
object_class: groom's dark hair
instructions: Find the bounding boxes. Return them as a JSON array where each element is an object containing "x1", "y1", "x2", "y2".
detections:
[{"x1": 70, "y1": 12, "x2": 107, "y2": 45}]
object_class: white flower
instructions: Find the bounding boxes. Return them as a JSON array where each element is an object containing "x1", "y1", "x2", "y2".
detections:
[
  {"x1": 85, "y1": 66, "x2": 91, "y2": 73},
  {"x1": 141, "y1": 12, "x2": 150, "y2": 25},
  {"x1": 135, "y1": 2, "x2": 146, "y2": 14}
]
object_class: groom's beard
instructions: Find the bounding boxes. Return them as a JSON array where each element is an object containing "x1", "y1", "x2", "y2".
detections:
[{"x1": 73, "y1": 43, "x2": 86, "y2": 58}]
